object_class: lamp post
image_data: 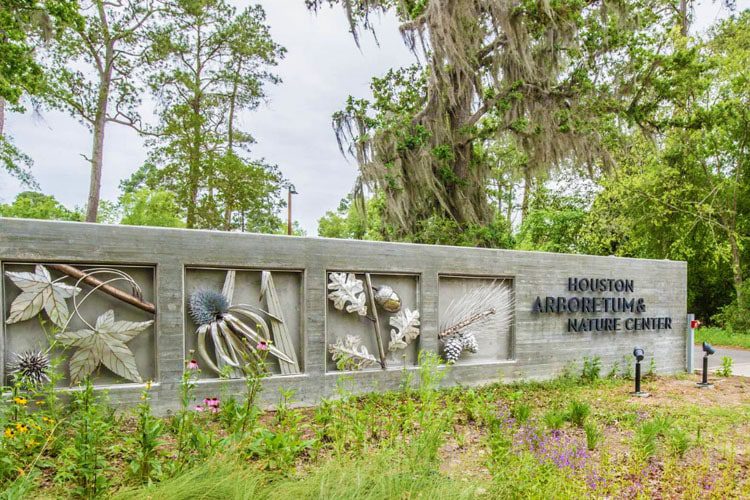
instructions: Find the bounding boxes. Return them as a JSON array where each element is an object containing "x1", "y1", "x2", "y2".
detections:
[
  {"x1": 631, "y1": 347, "x2": 650, "y2": 397},
  {"x1": 697, "y1": 341, "x2": 715, "y2": 388},
  {"x1": 287, "y1": 186, "x2": 298, "y2": 236}
]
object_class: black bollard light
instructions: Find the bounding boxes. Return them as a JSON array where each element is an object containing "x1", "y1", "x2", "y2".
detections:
[
  {"x1": 631, "y1": 347, "x2": 650, "y2": 397},
  {"x1": 697, "y1": 342, "x2": 715, "y2": 388}
]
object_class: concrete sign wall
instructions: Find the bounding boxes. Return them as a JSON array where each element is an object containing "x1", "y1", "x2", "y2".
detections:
[{"x1": 1, "y1": 218, "x2": 687, "y2": 412}]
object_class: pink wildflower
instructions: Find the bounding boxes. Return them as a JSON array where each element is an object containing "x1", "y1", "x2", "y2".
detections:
[
  {"x1": 256, "y1": 340, "x2": 269, "y2": 351},
  {"x1": 194, "y1": 405, "x2": 205, "y2": 412},
  {"x1": 187, "y1": 359, "x2": 199, "y2": 370}
]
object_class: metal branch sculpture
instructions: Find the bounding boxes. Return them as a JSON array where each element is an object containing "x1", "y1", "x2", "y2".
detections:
[
  {"x1": 439, "y1": 281, "x2": 514, "y2": 362},
  {"x1": 5, "y1": 264, "x2": 155, "y2": 385}
]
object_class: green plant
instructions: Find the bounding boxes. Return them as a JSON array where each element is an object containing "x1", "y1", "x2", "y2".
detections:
[
  {"x1": 566, "y1": 400, "x2": 590, "y2": 427},
  {"x1": 635, "y1": 416, "x2": 672, "y2": 458},
  {"x1": 717, "y1": 356, "x2": 733, "y2": 377},
  {"x1": 511, "y1": 402, "x2": 532, "y2": 423},
  {"x1": 584, "y1": 422, "x2": 602, "y2": 450},
  {"x1": 170, "y1": 357, "x2": 208, "y2": 473},
  {"x1": 57, "y1": 379, "x2": 112, "y2": 498},
  {"x1": 667, "y1": 427, "x2": 691, "y2": 458},
  {"x1": 581, "y1": 356, "x2": 602, "y2": 382},
  {"x1": 245, "y1": 427, "x2": 315, "y2": 472},
  {"x1": 127, "y1": 383, "x2": 164, "y2": 485},
  {"x1": 543, "y1": 409, "x2": 566, "y2": 430}
]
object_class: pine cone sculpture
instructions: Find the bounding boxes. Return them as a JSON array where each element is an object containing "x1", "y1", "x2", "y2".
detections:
[
  {"x1": 442, "y1": 335, "x2": 464, "y2": 363},
  {"x1": 460, "y1": 332, "x2": 479, "y2": 353}
]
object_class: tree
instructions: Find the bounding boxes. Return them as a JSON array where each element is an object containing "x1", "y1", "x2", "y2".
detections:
[
  {"x1": 310, "y1": 0, "x2": 680, "y2": 239},
  {"x1": 0, "y1": 0, "x2": 80, "y2": 186},
  {"x1": 43, "y1": 0, "x2": 158, "y2": 222},
  {"x1": 0, "y1": 191, "x2": 82, "y2": 220},
  {"x1": 141, "y1": 0, "x2": 284, "y2": 229},
  {"x1": 119, "y1": 187, "x2": 184, "y2": 227}
]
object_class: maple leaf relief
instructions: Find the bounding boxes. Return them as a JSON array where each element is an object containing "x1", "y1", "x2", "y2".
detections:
[{"x1": 56, "y1": 310, "x2": 153, "y2": 384}]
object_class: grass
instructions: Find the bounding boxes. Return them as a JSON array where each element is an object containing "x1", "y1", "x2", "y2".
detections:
[
  {"x1": 3, "y1": 355, "x2": 750, "y2": 498},
  {"x1": 696, "y1": 326, "x2": 750, "y2": 349}
]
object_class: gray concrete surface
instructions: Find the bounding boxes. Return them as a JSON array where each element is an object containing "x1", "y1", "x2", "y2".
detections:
[
  {"x1": 694, "y1": 345, "x2": 750, "y2": 377},
  {"x1": 1, "y1": 217, "x2": 688, "y2": 412}
]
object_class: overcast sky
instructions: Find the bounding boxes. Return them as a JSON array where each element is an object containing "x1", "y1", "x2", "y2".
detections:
[{"x1": 0, "y1": 0, "x2": 745, "y2": 234}]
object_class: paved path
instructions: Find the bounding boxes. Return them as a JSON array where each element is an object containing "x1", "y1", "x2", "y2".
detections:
[{"x1": 693, "y1": 345, "x2": 750, "y2": 377}]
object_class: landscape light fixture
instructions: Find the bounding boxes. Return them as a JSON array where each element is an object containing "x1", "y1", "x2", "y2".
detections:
[
  {"x1": 631, "y1": 346, "x2": 650, "y2": 397},
  {"x1": 697, "y1": 341, "x2": 715, "y2": 388}
]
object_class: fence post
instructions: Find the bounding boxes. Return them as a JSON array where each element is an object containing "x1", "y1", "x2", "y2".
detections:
[{"x1": 686, "y1": 313, "x2": 695, "y2": 373}]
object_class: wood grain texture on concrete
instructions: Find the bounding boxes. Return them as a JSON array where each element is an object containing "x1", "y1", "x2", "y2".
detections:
[{"x1": 0, "y1": 217, "x2": 687, "y2": 413}]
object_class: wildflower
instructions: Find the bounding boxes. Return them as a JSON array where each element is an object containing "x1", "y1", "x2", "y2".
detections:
[
  {"x1": 145, "y1": 380, "x2": 153, "y2": 390},
  {"x1": 35, "y1": 400, "x2": 45, "y2": 405},
  {"x1": 41, "y1": 416, "x2": 54, "y2": 424},
  {"x1": 203, "y1": 397, "x2": 220, "y2": 408},
  {"x1": 15, "y1": 423, "x2": 29, "y2": 434},
  {"x1": 26, "y1": 439, "x2": 39, "y2": 448},
  {"x1": 187, "y1": 359, "x2": 199, "y2": 370},
  {"x1": 194, "y1": 405, "x2": 205, "y2": 412},
  {"x1": 13, "y1": 396, "x2": 28, "y2": 406},
  {"x1": 4, "y1": 428, "x2": 14, "y2": 438},
  {"x1": 256, "y1": 340, "x2": 269, "y2": 351}
]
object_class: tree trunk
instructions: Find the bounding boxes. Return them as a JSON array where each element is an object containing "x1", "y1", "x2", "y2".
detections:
[
  {"x1": 85, "y1": 72, "x2": 112, "y2": 223},
  {"x1": 728, "y1": 230, "x2": 743, "y2": 299},
  {"x1": 521, "y1": 169, "x2": 532, "y2": 221},
  {"x1": 0, "y1": 98, "x2": 5, "y2": 137}
]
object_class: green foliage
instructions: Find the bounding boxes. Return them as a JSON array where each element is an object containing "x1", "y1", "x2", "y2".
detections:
[
  {"x1": 667, "y1": 427, "x2": 692, "y2": 459},
  {"x1": 566, "y1": 400, "x2": 590, "y2": 428},
  {"x1": 717, "y1": 356, "x2": 733, "y2": 377},
  {"x1": 511, "y1": 402, "x2": 531, "y2": 423},
  {"x1": 584, "y1": 422, "x2": 602, "y2": 451},
  {"x1": 119, "y1": 188, "x2": 184, "y2": 228},
  {"x1": 0, "y1": 191, "x2": 82, "y2": 221},
  {"x1": 516, "y1": 185, "x2": 590, "y2": 253},
  {"x1": 56, "y1": 379, "x2": 112, "y2": 498},
  {"x1": 140, "y1": 1, "x2": 285, "y2": 230},
  {"x1": 543, "y1": 409, "x2": 566, "y2": 430},
  {"x1": 635, "y1": 416, "x2": 672, "y2": 458},
  {"x1": 581, "y1": 357, "x2": 602, "y2": 382},
  {"x1": 127, "y1": 385, "x2": 164, "y2": 485},
  {"x1": 0, "y1": 0, "x2": 80, "y2": 105},
  {"x1": 696, "y1": 327, "x2": 750, "y2": 349}
]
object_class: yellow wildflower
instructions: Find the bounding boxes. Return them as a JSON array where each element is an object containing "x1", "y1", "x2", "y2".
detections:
[
  {"x1": 15, "y1": 423, "x2": 28, "y2": 434},
  {"x1": 13, "y1": 397, "x2": 28, "y2": 406},
  {"x1": 35, "y1": 400, "x2": 45, "y2": 405},
  {"x1": 4, "y1": 428, "x2": 14, "y2": 438},
  {"x1": 26, "y1": 439, "x2": 39, "y2": 448},
  {"x1": 145, "y1": 380, "x2": 153, "y2": 390}
]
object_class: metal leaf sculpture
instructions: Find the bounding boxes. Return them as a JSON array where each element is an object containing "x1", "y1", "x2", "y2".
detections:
[
  {"x1": 327, "y1": 272, "x2": 368, "y2": 316},
  {"x1": 328, "y1": 335, "x2": 378, "y2": 370},
  {"x1": 439, "y1": 281, "x2": 514, "y2": 361},
  {"x1": 56, "y1": 310, "x2": 153, "y2": 384},
  {"x1": 388, "y1": 308, "x2": 421, "y2": 351},
  {"x1": 5, "y1": 265, "x2": 81, "y2": 327},
  {"x1": 189, "y1": 272, "x2": 295, "y2": 377}
]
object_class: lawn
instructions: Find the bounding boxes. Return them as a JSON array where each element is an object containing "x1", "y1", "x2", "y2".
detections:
[
  {"x1": 2, "y1": 355, "x2": 749, "y2": 499},
  {"x1": 696, "y1": 327, "x2": 750, "y2": 349}
]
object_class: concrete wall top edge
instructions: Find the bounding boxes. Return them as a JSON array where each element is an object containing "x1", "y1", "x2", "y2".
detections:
[{"x1": 0, "y1": 217, "x2": 687, "y2": 269}]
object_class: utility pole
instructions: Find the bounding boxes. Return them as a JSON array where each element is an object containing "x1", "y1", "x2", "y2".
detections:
[{"x1": 287, "y1": 186, "x2": 298, "y2": 235}]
